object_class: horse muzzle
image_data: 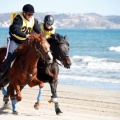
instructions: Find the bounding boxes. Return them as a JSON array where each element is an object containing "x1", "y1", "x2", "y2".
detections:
[
  {"x1": 63, "y1": 57, "x2": 72, "y2": 69},
  {"x1": 64, "y1": 62, "x2": 71, "y2": 69}
]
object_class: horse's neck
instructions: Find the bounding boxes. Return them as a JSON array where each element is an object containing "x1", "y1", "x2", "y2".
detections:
[
  {"x1": 21, "y1": 48, "x2": 39, "y2": 72},
  {"x1": 52, "y1": 49, "x2": 60, "y2": 62}
]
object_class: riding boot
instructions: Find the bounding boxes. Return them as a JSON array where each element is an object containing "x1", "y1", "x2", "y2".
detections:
[
  {"x1": 1, "y1": 52, "x2": 13, "y2": 72},
  {"x1": 0, "y1": 52, "x2": 16, "y2": 83}
]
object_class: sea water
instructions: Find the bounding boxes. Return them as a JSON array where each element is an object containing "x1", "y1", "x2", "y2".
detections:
[{"x1": 0, "y1": 28, "x2": 120, "y2": 91}]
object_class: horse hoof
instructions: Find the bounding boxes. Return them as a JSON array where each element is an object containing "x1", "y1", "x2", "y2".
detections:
[
  {"x1": 56, "y1": 108, "x2": 63, "y2": 116},
  {"x1": 3, "y1": 95, "x2": 9, "y2": 102},
  {"x1": 12, "y1": 111, "x2": 18, "y2": 115},
  {"x1": 1, "y1": 102, "x2": 11, "y2": 110},
  {"x1": 57, "y1": 112, "x2": 63, "y2": 116},
  {"x1": 34, "y1": 102, "x2": 40, "y2": 110},
  {"x1": 48, "y1": 100, "x2": 54, "y2": 104}
]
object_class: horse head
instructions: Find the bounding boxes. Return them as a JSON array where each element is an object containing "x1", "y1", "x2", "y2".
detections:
[
  {"x1": 17, "y1": 33, "x2": 53, "y2": 64},
  {"x1": 48, "y1": 33, "x2": 71, "y2": 68}
]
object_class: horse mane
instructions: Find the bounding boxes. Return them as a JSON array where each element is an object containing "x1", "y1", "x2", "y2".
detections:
[
  {"x1": 48, "y1": 33, "x2": 69, "y2": 46},
  {"x1": 16, "y1": 33, "x2": 45, "y2": 55}
]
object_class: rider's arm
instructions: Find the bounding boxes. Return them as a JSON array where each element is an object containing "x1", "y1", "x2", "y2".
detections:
[
  {"x1": 9, "y1": 15, "x2": 26, "y2": 38},
  {"x1": 33, "y1": 18, "x2": 42, "y2": 34}
]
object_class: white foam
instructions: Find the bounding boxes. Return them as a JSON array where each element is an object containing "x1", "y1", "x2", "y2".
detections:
[
  {"x1": 59, "y1": 55, "x2": 120, "y2": 85},
  {"x1": 59, "y1": 75, "x2": 120, "y2": 84},
  {"x1": 109, "y1": 46, "x2": 120, "y2": 52},
  {"x1": 71, "y1": 55, "x2": 120, "y2": 71}
]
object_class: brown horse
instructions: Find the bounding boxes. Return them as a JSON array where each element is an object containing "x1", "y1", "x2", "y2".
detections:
[
  {"x1": 34, "y1": 33, "x2": 71, "y2": 115},
  {"x1": 0, "y1": 33, "x2": 53, "y2": 113}
]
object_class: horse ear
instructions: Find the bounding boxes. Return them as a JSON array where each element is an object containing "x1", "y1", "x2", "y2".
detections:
[
  {"x1": 64, "y1": 35, "x2": 69, "y2": 46},
  {"x1": 64, "y1": 35, "x2": 67, "y2": 41}
]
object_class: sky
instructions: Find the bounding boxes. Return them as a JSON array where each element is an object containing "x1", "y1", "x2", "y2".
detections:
[{"x1": 0, "y1": 0, "x2": 120, "y2": 16}]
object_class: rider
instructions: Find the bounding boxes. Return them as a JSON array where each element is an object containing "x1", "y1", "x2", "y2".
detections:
[
  {"x1": 39, "y1": 15, "x2": 55, "y2": 39},
  {"x1": 0, "y1": 4, "x2": 42, "y2": 83}
]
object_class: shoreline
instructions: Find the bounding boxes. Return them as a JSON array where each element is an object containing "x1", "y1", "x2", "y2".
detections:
[
  {"x1": 0, "y1": 84, "x2": 120, "y2": 120},
  {"x1": 58, "y1": 81, "x2": 120, "y2": 91}
]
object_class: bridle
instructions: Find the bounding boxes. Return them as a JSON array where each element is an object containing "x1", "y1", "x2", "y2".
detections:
[
  {"x1": 34, "y1": 40, "x2": 50, "y2": 57},
  {"x1": 58, "y1": 42, "x2": 70, "y2": 60}
]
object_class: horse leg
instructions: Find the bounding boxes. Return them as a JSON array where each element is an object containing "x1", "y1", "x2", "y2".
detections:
[
  {"x1": 28, "y1": 79, "x2": 44, "y2": 110},
  {"x1": 1, "y1": 78, "x2": 11, "y2": 109},
  {"x1": 48, "y1": 79, "x2": 63, "y2": 115},
  {"x1": 2, "y1": 85, "x2": 11, "y2": 109},
  {"x1": 11, "y1": 98, "x2": 18, "y2": 114},
  {"x1": 1, "y1": 87, "x2": 7, "y2": 96},
  {"x1": 10, "y1": 83, "x2": 18, "y2": 114},
  {"x1": 0, "y1": 77, "x2": 10, "y2": 108},
  {"x1": 53, "y1": 80, "x2": 63, "y2": 115},
  {"x1": 54, "y1": 102, "x2": 63, "y2": 115},
  {"x1": 5, "y1": 85, "x2": 24, "y2": 113},
  {"x1": 48, "y1": 77, "x2": 63, "y2": 115},
  {"x1": 13, "y1": 84, "x2": 22, "y2": 101},
  {"x1": 1, "y1": 87, "x2": 10, "y2": 108},
  {"x1": 34, "y1": 87, "x2": 43, "y2": 110},
  {"x1": 48, "y1": 80, "x2": 58, "y2": 103},
  {"x1": 28, "y1": 78, "x2": 44, "y2": 88}
]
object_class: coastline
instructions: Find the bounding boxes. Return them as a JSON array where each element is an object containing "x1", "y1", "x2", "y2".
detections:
[{"x1": 0, "y1": 84, "x2": 120, "y2": 120}]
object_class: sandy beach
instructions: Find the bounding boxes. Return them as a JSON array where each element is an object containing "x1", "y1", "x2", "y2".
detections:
[{"x1": 0, "y1": 84, "x2": 120, "y2": 120}]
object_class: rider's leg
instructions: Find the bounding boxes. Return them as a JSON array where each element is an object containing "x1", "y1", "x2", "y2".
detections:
[
  {"x1": 0, "y1": 40, "x2": 18, "y2": 83},
  {"x1": 1, "y1": 52, "x2": 13, "y2": 72}
]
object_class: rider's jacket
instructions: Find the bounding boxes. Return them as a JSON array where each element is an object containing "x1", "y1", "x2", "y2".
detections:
[
  {"x1": 39, "y1": 23, "x2": 55, "y2": 39},
  {"x1": 9, "y1": 12, "x2": 41, "y2": 44}
]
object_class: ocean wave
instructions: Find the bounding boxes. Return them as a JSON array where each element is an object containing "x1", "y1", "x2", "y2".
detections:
[
  {"x1": 71, "y1": 55, "x2": 120, "y2": 71},
  {"x1": 59, "y1": 75, "x2": 120, "y2": 84},
  {"x1": 109, "y1": 46, "x2": 120, "y2": 52}
]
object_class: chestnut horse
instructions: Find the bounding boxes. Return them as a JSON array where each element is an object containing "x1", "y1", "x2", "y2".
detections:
[
  {"x1": 0, "y1": 33, "x2": 53, "y2": 113},
  {"x1": 34, "y1": 34, "x2": 71, "y2": 115}
]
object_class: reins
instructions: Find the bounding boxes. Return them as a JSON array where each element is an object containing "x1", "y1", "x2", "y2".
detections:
[
  {"x1": 34, "y1": 41, "x2": 43, "y2": 56},
  {"x1": 55, "y1": 60, "x2": 62, "y2": 66},
  {"x1": 34, "y1": 40, "x2": 51, "y2": 58},
  {"x1": 58, "y1": 42, "x2": 70, "y2": 60}
]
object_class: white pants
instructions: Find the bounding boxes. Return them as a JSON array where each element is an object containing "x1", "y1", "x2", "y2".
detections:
[{"x1": 4, "y1": 37, "x2": 19, "y2": 61}]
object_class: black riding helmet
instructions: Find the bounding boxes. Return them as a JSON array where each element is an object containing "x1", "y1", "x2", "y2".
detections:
[
  {"x1": 23, "y1": 4, "x2": 35, "y2": 13},
  {"x1": 44, "y1": 15, "x2": 54, "y2": 25}
]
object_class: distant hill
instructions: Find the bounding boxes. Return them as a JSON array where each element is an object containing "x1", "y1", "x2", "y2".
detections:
[{"x1": 0, "y1": 12, "x2": 120, "y2": 29}]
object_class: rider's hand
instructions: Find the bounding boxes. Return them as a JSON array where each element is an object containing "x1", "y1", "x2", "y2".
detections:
[{"x1": 26, "y1": 34, "x2": 31, "y2": 38}]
